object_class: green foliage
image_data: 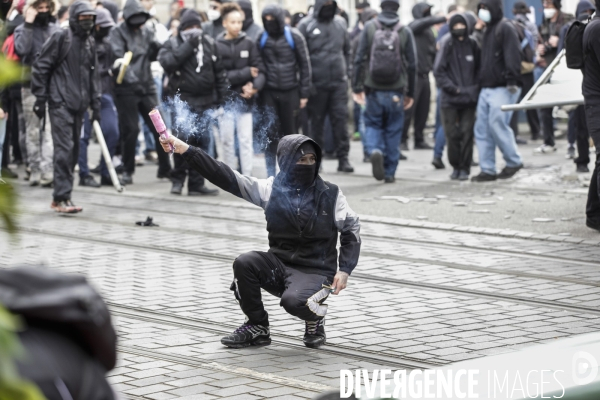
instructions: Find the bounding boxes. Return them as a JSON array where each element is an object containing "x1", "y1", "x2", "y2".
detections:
[
  {"x1": 0, "y1": 56, "x2": 22, "y2": 86},
  {"x1": 0, "y1": 183, "x2": 18, "y2": 235}
]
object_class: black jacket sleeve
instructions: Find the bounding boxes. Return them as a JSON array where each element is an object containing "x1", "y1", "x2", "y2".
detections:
[
  {"x1": 433, "y1": 42, "x2": 459, "y2": 94},
  {"x1": 403, "y1": 27, "x2": 417, "y2": 98},
  {"x1": 109, "y1": 27, "x2": 139, "y2": 85},
  {"x1": 31, "y1": 30, "x2": 62, "y2": 103},
  {"x1": 250, "y1": 42, "x2": 266, "y2": 91},
  {"x1": 352, "y1": 26, "x2": 369, "y2": 93},
  {"x1": 500, "y1": 21, "x2": 522, "y2": 87},
  {"x1": 157, "y1": 38, "x2": 195, "y2": 74},
  {"x1": 90, "y1": 43, "x2": 101, "y2": 111},
  {"x1": 209, "y1": 39, "x2": 230, "y2": 102},
  {"x1": 292, "y1": 29, "x2": 311, "y2": 99},
  {"x1": 14, "y1": 23, "x2": 34, "y2": 60},
  {"x1": 408, "y1": 16, "x2": 447, "y2": 35},
  {"x1": 181, "y1": 146, "x2": 243, "y2": 197},
  {"x1": 343, "y1": 26, "x2": 351, "y2": 82}
]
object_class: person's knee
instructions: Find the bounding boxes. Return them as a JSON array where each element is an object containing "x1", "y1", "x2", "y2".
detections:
[
  {"x1": 232, "y1": 251, "x2": 261, "y2": 276},
  {"x1": 280, "y1": 292, "x2": 306, "y2": 317}
]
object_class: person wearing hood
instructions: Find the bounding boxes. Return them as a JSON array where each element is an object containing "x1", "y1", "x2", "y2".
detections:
[
  {"x1": 109, "y1": 0, "x2": 170, "y2": 185},
  {"x1": 434, "y1": 13, "x2": 480, "y2": 181},
  {"x1": 298, "y1": 0, "x2": 354, "y2": 174},
  {"x1": 258, "y1": 4, "x2": 311, "y2": 178},
  {"x1": 401, "y1": 3, "x2": 446, "y2": 151},
  {"x1": 31, "y1": 0, "x2": 100, "y2": 213},
  {"x1": 353, "y1": 0, "x2": 417, "y2": 183},
  {"x1": 14, "y1": 0, "x2": 59, "y2": 187},
  {"x1": 158, "y1": 131, "x2": 361, "y2": 349},
  {"x1": 202, "y1": 0, "x2": 225, "y2": 39},
  {"x1": 470, "y1": 0, "x2": 523, "y2": 182},
  {"x1": 98, "y1": 0, "x2": 119, "y2": 25},
  {"x1": 158, "y1": 9, "x2": 229, "y2": 196},
  {"x1": 535, "y1": 0, "x2": 574, "y2": 154},
  {"x1": 215, "y1": 2, "x2": 264, "y2": 176},
  {"x1": 236, "y1": 0, "x2": 262, "y2": 42}
]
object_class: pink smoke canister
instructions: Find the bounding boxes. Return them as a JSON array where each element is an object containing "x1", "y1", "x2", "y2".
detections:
[{"x1": 149, "y1": 109, "x2": 175, "y2": 154}]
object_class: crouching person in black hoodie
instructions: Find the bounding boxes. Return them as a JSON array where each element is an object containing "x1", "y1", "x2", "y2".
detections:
[
  {"x1": 32, "y1": 0, "x2": 100, "y2": 213},
  {"x1": 434, "y1": 14, "x2": 480, "y2": 181},
  {"x1": 158, "y1": 133, "x2": 361, "y2": 349}
]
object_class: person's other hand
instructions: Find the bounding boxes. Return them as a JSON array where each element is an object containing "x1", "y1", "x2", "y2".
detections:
[
  {"x1": 159, "y1": 134, "x2": 189, "y2": 154},
  {"x1": 537, "y1": 44, "x2": 546, "y2": 56},
  {"x1": 92, "y1": 107, "x2": 101, "y2": 123},
  {"x1": 112, "y1": 58, "x2": 124, "y2": 69},
  {"x1": 33, "y1": 100, "x2": 45, "y2": 120},
  {"x1": 549, "y1": 35, "x2": 559, "y2": 48},
  {"x1": 300, "y1": 98, "x2": 308, "y2": 109},
  {"x1": 475, "y1": 19, "x2": 485, "y2": 30},
  {"x1": 353, "y1": 92, "x2": 365, "y2": 106},
  {"x1": 250, "y1": 67, "x2": 259, "y2": 78},
  {"x1": 404, "y1": 96, "x2": 414, "y2": 110},
  {"x1": 331, "y1": 271, "x2": 349, "y2": 295},
  {"x1": 25, "y1": 6, "x2": 37, "y2": 23}
]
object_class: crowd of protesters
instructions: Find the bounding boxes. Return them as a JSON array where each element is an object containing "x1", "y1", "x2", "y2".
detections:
[{"x1": 0, "y1": 0, "x2": 599, "y2": 231}]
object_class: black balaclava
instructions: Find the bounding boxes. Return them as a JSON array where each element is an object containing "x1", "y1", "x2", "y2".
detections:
[
  {"x1": 286, "y1": 142, "x2": 317, "y2": 189},
  {"x1": 264, "y1": 17, "x2": 282, "y2": 36},
  {"x1": 35, "y1": 6, "x2": 51, "y2": 26},
  {"x1": 70, "y1": 1, "x2": 97, "y2": 38},
  {"x1": 319, "y1": 2, "x2": 337, "y2": 21}
]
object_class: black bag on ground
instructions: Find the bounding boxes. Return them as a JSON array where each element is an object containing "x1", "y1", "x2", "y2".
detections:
[
  {"x1": 565, "y1": 19, "x2": 590, "y2": 69},
  {"x1": 0, "y1": 266, "x2": 117, "y2": 371}
]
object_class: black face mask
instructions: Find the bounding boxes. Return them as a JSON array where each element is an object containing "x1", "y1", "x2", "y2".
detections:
[
  {"x1": 94, "y1": 26, "x2": 111, "y2": 40},
  {"x1": 78, "y1": 19, "x2": 95, "y2": 33},
  {"x1": 319, "y1": 4, "x2": 336, "y2": 21},
  {"x1": 451, "y1": 28, "x2": 466, "y2": 38},
  {"x1": 35, "y1": 11, "x2": 50, "y2": 25},
  {"x1": 287, "y1": 164, "x2": 316, "y2": 188},
  {"x1": 264, "y1": 19, "x2": 282, "y2": 36}
]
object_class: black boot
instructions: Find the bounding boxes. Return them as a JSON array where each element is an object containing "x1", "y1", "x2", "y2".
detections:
[
  {"x1": 337, "y1": 158, "x2": 354, "y2": 173},
  {"x1": 221, "y1": 322, "x2": 271, "y2": 348},
  {"x1": 171, "y1": 182, "x2": 183, "y2": 195},
  {"x1": 303, "y1": 318, "x2": 326, "y2": 348}
]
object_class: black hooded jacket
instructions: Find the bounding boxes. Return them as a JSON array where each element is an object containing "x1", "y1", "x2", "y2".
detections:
[
  {"x1": 538, "y1": 9, "x2": 574, "y2": 67},
  {"x1": 478, "y1": 0, "x2": 521, "y2": 88},
  {"x1": 14, "y1": 5, "x2": 59, "y2": 75},
  {"x1": 238, "y1": 0, "x2": 263, "y2": 42},
  {"x1": 583, "y1": 13, "x2": 600, "y2": 104},
  {"x1": 297, "y1": 0, "x2": 350, "y2": 90},
  {"x1": 259, "y1": 5, "x2": 311, "y2": 98},
  {"x1": 180, "y1": 134, "x2": 361, "y2": 280},
  {"x1": 109, "y1": 0, "x2": 160, "y2": 96},
  {"x1": 31, "y1": 1, "x2": 101, "y2": 113},
  {"x1": 408, "y1": 3, "x2": 446, "y2": 76},
  {"x1": 433, "y1": 14, "x2": 480, "y2": 109}
]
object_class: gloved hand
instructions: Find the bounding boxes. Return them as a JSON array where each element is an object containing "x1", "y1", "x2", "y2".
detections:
[
  {"x1": 507, "y1": 85, "x2": 519, "y2": 95},
  {"x1": 33, "y1": 100, "x2": 46, "y2": 120},
  {"x1": 188, "y1": 32, "x2": 201, "y2": 48},
  {"x1": 91, "y1": 107, "x2": 101, "y2": 123},
  {"x1": 112, "y1": 58, "x2": 124, "y2": 70}
]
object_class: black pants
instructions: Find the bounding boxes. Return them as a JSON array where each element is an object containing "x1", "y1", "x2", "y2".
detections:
[
  {"x1": 231, "y1": 251, "x2": 331, "y2": 327},
  {"x1": 585, "y1": 103, "x2": 600, "y2": 222},
  {"x1": 441, "y1": 107, "x2": 475, "y2": 173},
  {"x1": 572, "y1": 105, "x2": 590, "y2": 167},
  {"x1": 48, "y1": 107, "x2": 84, "y2": 202},
  {"x1": 402, "y1": 73, "x2": 431, "y2": 145},
  {"x1": 510, "y1": 73, "x2": 540, "y2": 138},
  {"x1": 171, "y1": 105, "x2": 210, "y2": 190},
  {"x1": 262, "y1": 88, "x2": 299, "y2": 177},
  {"x1": 540, "y1": 106, "x2": 555, "y2": 146},
  {"x1": 308, "y1": 83, "x2": 350, "y2": 160},
  {"x1": 114, "y1": 93, "x2": 171, "y2": 175}
]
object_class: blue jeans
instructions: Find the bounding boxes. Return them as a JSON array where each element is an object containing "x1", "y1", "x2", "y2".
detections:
[
  {"x1": 474, "y1": 87, "x2": 523, "y2": 175},
  {"x1": 363, "y1": 90, "x2": 405, "y2": 177},
  {"x1": 433, "y1": 88, "x2": 446, "y2": 159}
]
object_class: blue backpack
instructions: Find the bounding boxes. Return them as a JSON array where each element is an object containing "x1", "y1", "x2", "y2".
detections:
[{"x1": 259, "y1": 26, "x2": 295, "y2": 50}]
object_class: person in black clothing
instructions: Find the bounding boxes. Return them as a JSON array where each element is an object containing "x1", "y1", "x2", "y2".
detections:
[
  {"x1": 582, "y1": 5, "x2": 600, "y2": 232},
  {"x1": 258, "y1": 4, "x2": 311, "y2": 178},
  {"x1": 159, "y1": 133, "x2": 360, "y2": 349},
  {"x1": 298, "y1": 0, "x2": 354, "y2": 174},
  {"x1": 158, "y1": 9, "x2": 229, "y2": 196},
  {"x1": 202, "y1": 0, "x2": 224, "y2": 39},
  {"x1": 403, "y1": 3, "x2": 446, "y2": 150},
  {"x1": 236, "y1": 0, "x2": 262, "y2": 42},
  {"x1": 434, "y1": 13, "x2": 480, "y2": 181},
  {"x1": 109, "y1": 0, "x2": 171, "y2": 185},
  {"x1": 31, "y1": 0, "x2": 101, "y2": 213}
]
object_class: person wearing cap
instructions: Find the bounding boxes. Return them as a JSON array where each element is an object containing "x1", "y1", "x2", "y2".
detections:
[
  {"x1": 31, "y1": 0, "x2": 100, "y2": 213},
  {"x1": 534, "y1": 0, "x2": 574, "y2": 154},
  {"x1": 158, "y1": 132, "x2": 360, "y2": 349},
  {"x1": 109, "y1": 0, "x2": 171, "y2": 185},
  {"x1": 350, "y1": 1, "x2": 370, "y2": 40}
]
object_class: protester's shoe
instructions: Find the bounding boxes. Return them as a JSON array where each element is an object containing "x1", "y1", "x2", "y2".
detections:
[
  {"x1": 531, "y1": 132, "x2": 541, "y2": 141},
  {"x1": 40, "y1": 174, "x2": 54, "y2": 188},
  {"x1": 145, "y1": 151, "x2": 158, "y2": 162},
  {"x1": 352, "y1": 132, "x2": 361, "y2": 141},
  {"x1": 516, "y1": 137, "x2": 528, "y2": 145},
  {"x1": 30, "y1": 171, "x2": 41, "y2": 186},
  {"x1": 337, "y1": 158, "x2": 354, "y2": 173},
  {"x1": 458, "y1": 171, "x2": 470, "y2": 181},
  {"x1": 566, "y1": 146, "x2": 576, "y2": 159},
  {"x1": 577, "y1": 165, "x2": 590, "y2": 173},
  {"x1": 399, "y1": 153, "x2": 408, "y2": 161},
  {"x1": 90, "y1": 164, "x2": 102, "y2": 174},
  {"x1": 586, "y1": 219, "x2": 600, "y2": 233},
  {"x1": 534, "y1": 144, "x2": 556, "y2": 154},
  {"x1": 370, "y1": 150, "x2": 385, "y2": 181},
  {"x1": 450, "y1": 169, "x2": 460, "y2": 180},
  {"x1": 432, "y1": 158, "x2": 445, "y2": 169},
  {"x1": 135, "y1": 155, "x2": 145, "y2": 166},
  {"x1": 1, "y1": 167, "x2": 18, "y2": 179},
  {"x1": 414, "y1": 142, "x2": 433, "y2": 150},
  {"x1": 79, "y1": 175, "x2": 100, "y2": 188},
  {"x1": 303, "y1": 319, "x2": 326, "y2": 348},
  {"x1": 471, "y1": 160, "x2": 479, "y2": 167},
  {"x1": 189, "y1": 186, "x2": 219, "y2": 196},
  {"x1": 171, "y1": 182, "x2": 183, "y2": 195},
  {"x1": 101, "y1": 175, "x2": 126, "y2": 186},
  {"x1": 498, "y1": 164, "x2": 523, "y2": 179},
  {"x1": 400, "y1": 142, "x2": 409, "y2": 151},
  {"x1": 221, "y1": 322, "x2": 271, "y2": 348},
  {"x1": 121, "y1": 172, "x2": 133, "y2": 185},
  {"x1": 384, "y1": 176, "x2": 396, "y2": 183},
  {"x1": 51, "y1": 200, "x2": 82, "y2": 214},
  {"x1": 471, "y1": 172, "x2": 497, "y2": 182},
  {"x1": 24, "y1": 168, "x2": 31, "y2": 181},
  {"x1": 157, "y1": 170, "x2": 173, "y2": 180},
  {"x1": 115, "y1": 164, "x2": 124, "y2": 174}
]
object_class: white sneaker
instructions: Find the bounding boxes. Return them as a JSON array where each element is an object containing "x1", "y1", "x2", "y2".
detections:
[{"x1": 534, "y1": 144, "x2": 556, "y2": 154}]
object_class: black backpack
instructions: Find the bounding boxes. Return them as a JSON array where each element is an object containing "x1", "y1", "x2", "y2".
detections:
[
  {"x1": 369, "y1": 20, "x2": 404, "y2": 85},
  {"x1": 0, "y1": 267, "x2": 117, "y2": 371},
  {"x1": 565, "y1": 18, "x2": 591, "y2": 69}
]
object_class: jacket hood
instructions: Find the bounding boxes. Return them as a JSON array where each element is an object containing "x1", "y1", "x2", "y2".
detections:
[
  {"x1": 26, "y1": 0, "x2": 59, "y2": 15},
  {"x1": 479, "y1": 0, "x2": 504, "y2": 23},
  {"x1": 412, "y1": 2, "x2": 432, "y2": 19},
  {"x1": 449, "y1": 13, "x2": 469, "y2": 32},
  {"x1": 100, "y1": 0, "x2": 120, "y2": 25},
  {"x1": 238, "y1": 0, "x2": 254, "y2": 23},
  {"x1": 313, "y1": 0, "x2": 338, "y2": 16},
  {"x1": 69, "y1": 0, "x2": 96, "y2": 24},
  {"x1": 122, "y1": 0, "x2": 148, "y2": 22},
  {"x1": 361, "y1": 8, "x2": 378, "y2": 23},
  {"x1": 261, "y1": 4, "x2": 285, "y2": 31},
  {"x1": 576, "y1": 0, "x2": 595, "y2": 17},
  {"x1": 464, "y1": 11, "x2": 477, "y2": 34},
  {"x1": 275, "y1": 134, "x2": 322, "y2": 184}
]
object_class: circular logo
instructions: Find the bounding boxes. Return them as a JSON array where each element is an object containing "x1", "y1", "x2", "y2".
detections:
[{"x1": 573, "y1": 351, "x2": 599, "y2": 386}]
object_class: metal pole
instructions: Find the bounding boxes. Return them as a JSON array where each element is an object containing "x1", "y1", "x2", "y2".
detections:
[{"x1": 92, "y1": 121, "x2": 124, "y2": 193}]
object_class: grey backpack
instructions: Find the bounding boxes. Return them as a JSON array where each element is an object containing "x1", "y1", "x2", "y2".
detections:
[{"x1": 369, "y1": 20, "x2": 404, "y2": 84}]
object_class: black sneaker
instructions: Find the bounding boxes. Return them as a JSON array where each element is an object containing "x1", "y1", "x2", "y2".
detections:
[
  {"x1": 577, "y1": 165, "x2": 590, "y2": 173},
  {"x1": 458, "y1": 170, "x2": 469, "y2": 181},
  {"x1": 414, "y1": 142, "x2": 433, "y2": 150},
  {"x1": 189, "y1": 186, "x2": 219, "y2": 196},
  {"x1": 303, "y1": 319, "x2": 326, "y2": 348},
  {"x1": 450, "y1": 169, "x2": 459, "y2": 180},
  {"x1": 432, "y1": 158, "x2": 445, "y2": 169},
  {"x1": 121, "y1": 172, "x2": 133, "y2": 185},
  {"x1": 498, "y1": 164, "x2": 523, "y2": 179},
  {"x1": 471, "y1": 172, "x2": 497, "y2": 182},
  {"x1": 101, "y1": 175, "x2": 126, "y2": 186},
  {"x1": 171, "y1": 182, "x2": 183, "y2": 195},
  {"x1": 221, "y1": 322, "x2": 271, "y2": 348},
  {"x1": 90, "y1": 164, "x2": 102, "y2": 174},
  {"x1": 370, "y1": 150, "x2": 385, "y2": 181},
  {"x1": 337, "y1": 158, "x2": 354, "y2": 173},
  {"x1": 384, "y1": 176, "x2": 395, "y2": 183},
  {"x1": 586, "y1": 219, "x2": 600, "y2": 233},
  {"x1": 79, "y1": 175, "x2": 101, "y2": 188},
  {"x1": 399, "y1": 153, "x2": 408, "y2": 161},
  {"x1": 400, "y1": 142, "x2": 409, "y2": 151}
]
